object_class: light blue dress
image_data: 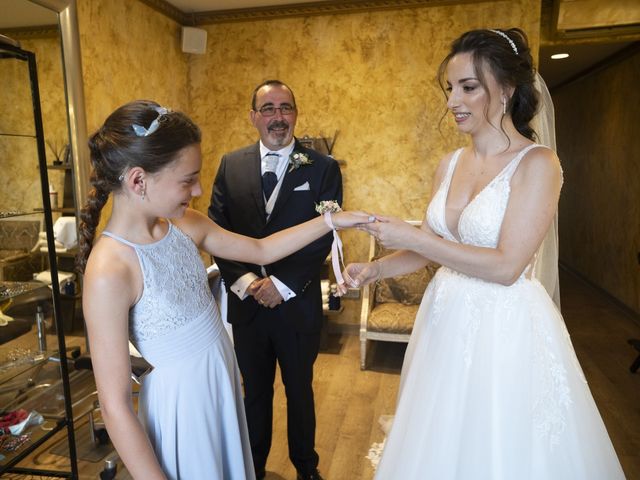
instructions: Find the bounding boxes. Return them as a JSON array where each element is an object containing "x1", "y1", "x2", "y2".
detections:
[{"x1": 102, "y1": 223, "x2": 254, "y2": 480}]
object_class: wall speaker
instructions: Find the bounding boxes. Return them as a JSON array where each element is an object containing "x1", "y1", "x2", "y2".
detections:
[{"x1": 181, "y1": 26, "x2": 207, "y2": 54}]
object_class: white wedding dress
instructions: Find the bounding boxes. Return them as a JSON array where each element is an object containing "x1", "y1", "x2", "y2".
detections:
[{"x1": 373, "y1": 144, "x2": 626, "y2": 479}]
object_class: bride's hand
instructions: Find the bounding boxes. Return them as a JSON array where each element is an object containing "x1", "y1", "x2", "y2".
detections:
[
  {"x1": 336, "y1": 262, "x2": 380, "y2": 292},
  {"x1": 330, "y1": 211, "x2": 376, "y2": 229},
  {"x1": 359, "y1": 214, "x2": 419, "y2": 250}
]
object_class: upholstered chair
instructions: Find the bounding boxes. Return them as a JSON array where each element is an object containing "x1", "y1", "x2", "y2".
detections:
[{"x1": 359, "y1": 221, "x2": 438, "y2": 369}]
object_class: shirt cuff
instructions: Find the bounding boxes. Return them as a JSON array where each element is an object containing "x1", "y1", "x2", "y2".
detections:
[
  {"x1": 230, "y1": 272, "x2": 259, "y2": 300},
  {"x1": 270, "y1": 275, "x2": 296, "y2": 301}
]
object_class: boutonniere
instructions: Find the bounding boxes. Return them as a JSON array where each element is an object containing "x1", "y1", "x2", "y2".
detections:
[{"x1": 288, "y1": 152, "x2": 313, "y2": 173}]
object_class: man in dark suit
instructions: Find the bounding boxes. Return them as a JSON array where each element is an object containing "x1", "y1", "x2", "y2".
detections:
[{"x1": 209, "y1": 80, "x2": 342, "y2": 480}]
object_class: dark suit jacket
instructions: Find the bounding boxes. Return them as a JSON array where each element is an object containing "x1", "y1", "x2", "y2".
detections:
[{"x1": 208, "y1": 139, "x2": 343, "y2": 333}]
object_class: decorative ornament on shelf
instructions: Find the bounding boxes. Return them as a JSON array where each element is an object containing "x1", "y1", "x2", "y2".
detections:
[
  {"x1": 288, "y1": 151, "x2": 313, "y2": 172},
  {"x1": 46, "y1": 139, "x2": 65, "y2": 166}
]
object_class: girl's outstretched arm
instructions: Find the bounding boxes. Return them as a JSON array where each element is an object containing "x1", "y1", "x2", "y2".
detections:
[{"x1": 177, "y1": 208, "x2": 372, "y2": 266}]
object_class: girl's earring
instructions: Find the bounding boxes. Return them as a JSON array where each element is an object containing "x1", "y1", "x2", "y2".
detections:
[
  {"x1": 502, "y1": 98, "x2": 507, "y2": 115},
  {"x1": 141, "y1": 186, "x2": 146, "y2": 201}
]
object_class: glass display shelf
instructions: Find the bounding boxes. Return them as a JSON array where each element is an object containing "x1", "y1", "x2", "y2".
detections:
[
  {"x1": 0, "y1": 132, "x2": 36, "y2": 139},
  {"x1": 33, "y1": 207, "x2": 75, "y2": 214},
  {"x1": 0, "y1": 210, "x2": 43, "y2": 219}
]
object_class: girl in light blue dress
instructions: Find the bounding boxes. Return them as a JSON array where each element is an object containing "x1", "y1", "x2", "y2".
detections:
[{"x1": 77, "y1": 100, "x2": 368, "y2": 479}]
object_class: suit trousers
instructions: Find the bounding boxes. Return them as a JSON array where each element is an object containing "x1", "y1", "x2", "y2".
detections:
[{"x1": 232, "y1": 306, "x2": 321, "y2": 476}]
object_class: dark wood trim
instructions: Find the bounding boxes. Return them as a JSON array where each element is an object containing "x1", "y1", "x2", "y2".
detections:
[
  {"x1": 137, "y1": 0, "x2": 191, "y2": 25},
  {"x1": 549, "y1": 0, "x2": 640, "y2": 42},
  {"x1": 0, "y1": 25, "x2": 58, "y2": 39},
  {"x1": 551, "y1": 41, "x2": 640, "y2": 92}
]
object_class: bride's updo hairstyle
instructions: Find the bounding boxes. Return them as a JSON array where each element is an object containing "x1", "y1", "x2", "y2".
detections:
[
  {"x1": 438, "y1": 28, "x2": 539, "y2": 142},
  {"x1": 76, "y1": 100, "x2": 201, "y2": 272}
]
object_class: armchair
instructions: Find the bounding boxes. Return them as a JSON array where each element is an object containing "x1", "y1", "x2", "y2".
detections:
[{"x1": 359, "y1": 221, "x2": 438, "y2": 369}]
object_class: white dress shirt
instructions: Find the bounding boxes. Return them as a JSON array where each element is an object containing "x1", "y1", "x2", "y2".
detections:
[{"x1": 230, "y1": 140, "x2": 297, "y2": 302}]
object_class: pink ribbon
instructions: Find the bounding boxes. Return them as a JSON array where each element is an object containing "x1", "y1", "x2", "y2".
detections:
[{"x1": 323, "y1": 212, "x2": 351, "y2": 286}]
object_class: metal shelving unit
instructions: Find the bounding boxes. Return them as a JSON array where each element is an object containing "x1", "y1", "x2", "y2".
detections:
[{"x1": 0, "y1": 41, "x2": 78, "y2": 479}]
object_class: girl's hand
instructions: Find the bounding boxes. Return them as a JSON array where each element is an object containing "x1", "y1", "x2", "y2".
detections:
[{"x1": 330, "y1": 211, "x2": 376, "y2": 229}]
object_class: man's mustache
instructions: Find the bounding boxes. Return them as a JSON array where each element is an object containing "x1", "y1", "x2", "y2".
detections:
[{"x1": 267, "y1": 121, "x2": 289, "y2": 131}]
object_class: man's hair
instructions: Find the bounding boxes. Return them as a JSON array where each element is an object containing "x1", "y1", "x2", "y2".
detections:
[{"x1": 251, "y1": 80, "x2": 296, "y2": 110}]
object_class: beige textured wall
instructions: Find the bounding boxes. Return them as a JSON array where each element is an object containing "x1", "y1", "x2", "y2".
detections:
[
  {"x1": 188, "y1": 1, "x2": 541, "y2": 324},
  {"x1": 75, "y1": 0, "x2": 191, "y2": 228},
  {"x1": 77, "y1": 0, "x2": 190, "y2": 131},
  {"x1": 554, "y1": 50, "x2": 640, "y2": 314},
  {"x1": 0, "y1": 37, "x2": 67, "y2": 213}
]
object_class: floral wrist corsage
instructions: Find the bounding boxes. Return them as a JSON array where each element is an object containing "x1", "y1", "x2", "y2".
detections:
[
  {"x1": 316, "y1": 200, "x2": 347, "y2": 286},
  {"x1": 315, "y1": 200, "x2": 342, "y2": 215}
]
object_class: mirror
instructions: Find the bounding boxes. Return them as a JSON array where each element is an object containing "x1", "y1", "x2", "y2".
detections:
[{"x1": 0, "y1": 0, "x2": 89, "y2": 219}]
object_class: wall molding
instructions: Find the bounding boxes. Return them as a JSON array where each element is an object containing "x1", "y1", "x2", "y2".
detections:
[
  {"x1": 138, "y1": 0, "x2": 191, "y2": 25},
  {"x1": 0, "y1": 25, "x2": 59, "y2": 39},
  {"x1": 138, "y1": 0, "x2": 484, "y2": 26}
]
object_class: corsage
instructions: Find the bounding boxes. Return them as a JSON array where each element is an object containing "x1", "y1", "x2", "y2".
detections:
[{"x1": 316, "y1": 201, "x2": 349, "y2": 286}]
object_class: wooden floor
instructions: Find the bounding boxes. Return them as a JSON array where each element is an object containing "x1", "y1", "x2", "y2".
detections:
[{"x1": 6, "y1": 268, "x2": 640, "y2": 479}]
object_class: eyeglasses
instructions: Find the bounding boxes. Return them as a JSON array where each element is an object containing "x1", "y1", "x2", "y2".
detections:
[{"x1": 257, "y1": 104, "x2": 296, "y2": 117}]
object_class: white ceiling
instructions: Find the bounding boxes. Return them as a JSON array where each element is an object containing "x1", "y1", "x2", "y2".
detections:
[
  {"x1": 1, "y1": 0, "x2": 58, "y2": 29},
  {"x1": 0, "y1": 0, "x2": 325, "y2": 28}
]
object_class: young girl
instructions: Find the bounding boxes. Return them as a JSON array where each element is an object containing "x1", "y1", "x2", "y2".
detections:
[{"x1": 77, "y1": 100, "x2": 368, "y2": 480}]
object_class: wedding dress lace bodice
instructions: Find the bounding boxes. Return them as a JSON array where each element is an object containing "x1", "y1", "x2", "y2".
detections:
[
  {"x1": 102, "y1": 223, "x2": 213, "y2": 343},
  {"x1": 427, "y1": 144, "x2": 541, "y2": 248}
]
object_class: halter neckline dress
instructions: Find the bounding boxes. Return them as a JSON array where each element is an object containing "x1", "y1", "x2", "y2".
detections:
[{"x1": 103, "y1": 223, "x2": 254, "y2": 480}]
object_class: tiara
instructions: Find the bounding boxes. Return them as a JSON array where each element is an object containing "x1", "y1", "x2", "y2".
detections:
[
  {"x1": 132, "y1": 106, "x2": 170, "y2": 137},
  {"x1": 489, "y1": 30, "x2": 518, "y2": 55}
]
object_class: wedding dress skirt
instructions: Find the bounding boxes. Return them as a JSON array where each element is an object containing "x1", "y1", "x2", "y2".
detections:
[{"x1": 374, "y1": 268, "x2": 625, "y2": 479}]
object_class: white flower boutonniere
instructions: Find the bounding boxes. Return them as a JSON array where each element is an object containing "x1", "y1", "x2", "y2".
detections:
[{"x1": 288, "y1": 152, "x2": 313, "y2": 173}]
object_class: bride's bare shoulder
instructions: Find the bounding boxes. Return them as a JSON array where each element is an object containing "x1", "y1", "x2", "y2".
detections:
[{"x1": 518, "y1": 145, "x2": 562, "y2": 179}]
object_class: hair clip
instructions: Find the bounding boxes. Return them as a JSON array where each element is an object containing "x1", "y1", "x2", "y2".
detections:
[
  {"x1": 489, "y1": 29, "x2": 518, "y2": 55},
  {"x1": 132, "y1": 106, "x2": 170, "y2": 137}
]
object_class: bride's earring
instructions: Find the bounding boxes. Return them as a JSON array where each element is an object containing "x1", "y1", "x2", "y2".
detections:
[
  {"x1": 141, "y1": 186, "x2": 146, "y2": 200},
  {"x1": 502, "y1": 97, "x2": 507, "y2": 115}
]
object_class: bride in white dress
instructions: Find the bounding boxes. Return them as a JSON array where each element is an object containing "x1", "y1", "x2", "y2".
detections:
[{"x1": 342, "y1": 29, "x2": 626, "y2": 479}]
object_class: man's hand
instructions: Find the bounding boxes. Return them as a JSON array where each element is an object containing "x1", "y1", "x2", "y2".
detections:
[
  {"x1": 251, "y1": 278, "x2": 284, "y2": 308},
  {"x1": 246, "y1": 278, "x2": 263, "y2": 297}
]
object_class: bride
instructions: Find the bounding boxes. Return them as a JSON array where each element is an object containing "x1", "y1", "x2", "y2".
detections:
[{"x1": 341, "y1": 28, "x2": 626, "y2": 479}]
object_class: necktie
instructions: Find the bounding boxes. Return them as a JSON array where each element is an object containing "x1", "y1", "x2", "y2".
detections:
[{"x1": 262, "y1": 152, "x2": 279, "y2": 199}]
